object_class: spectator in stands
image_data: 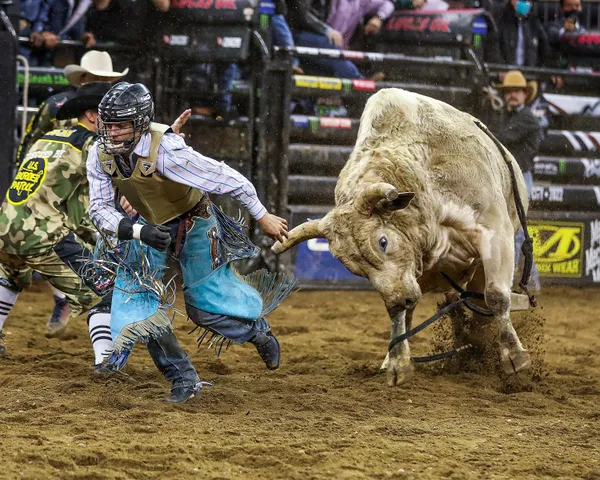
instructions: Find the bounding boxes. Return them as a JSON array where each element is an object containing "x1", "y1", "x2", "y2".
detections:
[
  {"x1": 492, "y1": 0, "x2": 552, "y2": 67},
  {"x1": 286, "y1": 0, "x2": 362, "y2": 78},
  {"x1": 326, "y1": 0, "x2": 395, "y2": 48},
  {"x1": 272, "y1": 0, "x2": 304, "y2": 74},
  {"x1": 22, "y1": 0, "x2": 96, "y2": 66},
  {"x1": 546, "y1": 0, "x2": 585, "y2": 43},
  {"x1": 487, "y1": 70, "x2": 542, "y2": 290},
  {"x1": 87, "y1": 0, "x2": 169, "y2": 81},
  {"x1": 545, "y1": 0, "x2": 585, "y2": 70}
]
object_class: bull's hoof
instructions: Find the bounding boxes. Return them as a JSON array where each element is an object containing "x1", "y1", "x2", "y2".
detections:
[
  {"x1": 387, "y1": 359, "x2": 414, "y2": 386},
  {"x1": 380, "y1": 353, "x2": 390, "y2": 370},
  {"x1": 499, "y1": 346, "x2": 531, "y2": 374}
]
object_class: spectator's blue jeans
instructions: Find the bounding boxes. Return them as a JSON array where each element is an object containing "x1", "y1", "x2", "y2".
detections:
[
  {"x1": 216, "y1": 63, "x2": 241, "y2": 113},
  {"x1": 292, "y1": 31, "x2": 362, "y2": 79},
  {"x1": 271, "y1": 14, "x2": 300, "y2": 68},
  {"x1": 514, "y1": 170, "x2": 541, "y2": 288},
  {"x1": 146, "y1": 331, "x2": 200, "y2": 389}
]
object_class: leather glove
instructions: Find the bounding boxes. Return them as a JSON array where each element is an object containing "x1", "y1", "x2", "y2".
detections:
[{"x1": 117, "y1": 218, "x2": 172, "y2": 251}]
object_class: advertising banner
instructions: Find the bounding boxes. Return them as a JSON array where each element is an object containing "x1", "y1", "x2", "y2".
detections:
[{"x1": 383, "y1": 9, "x2": 488, "y2": 45}]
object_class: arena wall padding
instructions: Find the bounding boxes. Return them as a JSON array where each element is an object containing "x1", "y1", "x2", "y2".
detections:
[
  {"x1": 160, "y1": 25, "x2": 253, "y2": 62},
  {"x1": 288, "y1": 144, "x2": 351, "y2": 176},
  {"x1": 534, "y1": 156, "x2": 600, "y2": 184},
  {"x1": 528, "y1": 210, "x2": 600, "y2": 285},
  {"x1": 382, "y1": 9, "x2": 488, "y2": 46},
  {"x1": 542, "y1": 130, "x2": 600, "y2": 157},
  {"x1": 165, "y1": 0, "x2": 260, "y2": 25}
]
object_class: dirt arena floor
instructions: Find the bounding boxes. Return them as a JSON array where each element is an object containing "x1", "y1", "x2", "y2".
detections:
[{"x1": 1, "y1": 282, "x2": 599, "y2": 480}]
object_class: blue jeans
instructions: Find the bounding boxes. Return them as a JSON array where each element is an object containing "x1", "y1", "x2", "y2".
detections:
[
  {"x1": 146, "y1": 332, "x2": 200, "y2": 389},
  {"x1": 514, "y1": 171, "x2": 541, "y2": 288},
  {"x1": 271, "y1": 14, "x2": 300, "y2": 68},
  {"x1": 186, "y1": 304, "x2": 269, "y2": 345},
  {"x1": 292, "y1": 31, "x2": 362, "y2": 79},
  {"x1": 216, "y1": 63, "x2": 241, "y2": 113}
]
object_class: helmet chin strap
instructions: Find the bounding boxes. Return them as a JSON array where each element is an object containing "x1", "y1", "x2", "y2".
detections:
[{"x1": 101, "y1": 129, "x2": 143, "y2": 155}]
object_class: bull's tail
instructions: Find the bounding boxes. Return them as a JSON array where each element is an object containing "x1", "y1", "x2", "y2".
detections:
[{"x1": 473, "y1": 119, "x2": 537, "y2": 308}]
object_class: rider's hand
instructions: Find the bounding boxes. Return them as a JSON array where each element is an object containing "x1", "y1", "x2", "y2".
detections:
[
  {"x1": 258, "y1": 213, "x2": 289, "y2": 243},
  {"x1": 140, "y1": 225, "x2": 172, "y2": 251},
  {"x1": 119, "y1": 196, "x2": 137, "y2": 218},
  {"x1": 171, "y1": 109, "x2": 192, "y2": 138},
  {"x1": 117, "y1": 218, "x2": 172, "y2": 251}
]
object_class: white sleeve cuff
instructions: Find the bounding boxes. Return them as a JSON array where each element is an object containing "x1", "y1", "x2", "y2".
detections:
[{"x1": 132, "y1": 224, "x2": 143, "y2": 240}]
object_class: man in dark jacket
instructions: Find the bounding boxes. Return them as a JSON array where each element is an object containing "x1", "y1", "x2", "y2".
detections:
[
  {"x1": 545, "y1": 0, "x2": 585, "y2": 69},
  {"x1": 492, "y1": 0, "x2": 552, "y2": 67},
  {"x1": 488, "y1": 70, "x2": 542, "y2": 290},
  {"x1": 286, "y1": 0, "x2": 362, "y2": 78},
  {"x1": 546, "y1": 0, "x2": 585, "y2": 43}
]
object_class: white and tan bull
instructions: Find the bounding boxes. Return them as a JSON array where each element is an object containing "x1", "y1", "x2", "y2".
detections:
[{"x1": 273, "y1": 88, "x2": 532, "y2": 386}]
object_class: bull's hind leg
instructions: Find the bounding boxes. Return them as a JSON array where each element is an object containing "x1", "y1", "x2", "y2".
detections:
[
  {"x1": 478, "y1": 220, "x2": 531, "y2": 374},
  {"x1": 385, "y1": 306, "x2": 414, "y2": 386}
]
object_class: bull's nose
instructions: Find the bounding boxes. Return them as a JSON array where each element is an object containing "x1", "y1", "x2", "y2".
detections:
[
  {"x1": 391, "y1": 296, "x2": 418, "y2": 310},
  {"x1": 403, "y1": 298, "x2": 417, "y2": 310}
]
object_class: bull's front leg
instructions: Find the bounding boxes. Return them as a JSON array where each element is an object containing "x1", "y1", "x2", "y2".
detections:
[
  {"x1": 384, "y1": 306, "x2": 415, "y2": 386},
  {"x1": 478, "y1": 222, "x2": 531, "y2": 374}
]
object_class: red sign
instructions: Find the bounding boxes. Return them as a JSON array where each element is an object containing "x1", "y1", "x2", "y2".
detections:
[
  {"x1": 386, "y1": 15, "x2": 451, "y2": 33},
  {"x1": 343, "y1": 50, "x2": 365, "y2": 60},
  {"x1": 352, "y1": 80, "x2": 376, "y2": 91},
  {"x1": 320, "y1": 118, "x2": 352, "y2": 129}
]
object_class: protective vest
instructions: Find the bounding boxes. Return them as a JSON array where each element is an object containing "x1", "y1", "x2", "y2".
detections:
[
  {"x1": 98, "y1": 123, "x2": 203, "y2": 225},
  {"x1": 0, "y1": 125, "x2": 95, "y2": 254}
]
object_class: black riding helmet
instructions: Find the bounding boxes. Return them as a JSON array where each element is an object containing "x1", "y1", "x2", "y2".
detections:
[{"x1": 98, "y1": 82, "x2": 154, "y2": 154}]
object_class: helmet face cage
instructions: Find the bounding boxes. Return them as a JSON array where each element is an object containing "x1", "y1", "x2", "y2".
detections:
[
  {"x1": 98, "y1": 82, "x2": 154, "y2": 155},
  {"x1": 98, "y1": 115, "x2": 151, "y2": 155}
]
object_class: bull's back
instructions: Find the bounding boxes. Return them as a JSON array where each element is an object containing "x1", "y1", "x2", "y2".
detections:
[{"x1": 339, "y1": 89, "x2": 525, "y2": 223}]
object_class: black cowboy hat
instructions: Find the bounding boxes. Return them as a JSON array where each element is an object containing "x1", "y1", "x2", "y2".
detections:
[{"x1": 56, "y1": 82, "x2": 113, "y2": 120}]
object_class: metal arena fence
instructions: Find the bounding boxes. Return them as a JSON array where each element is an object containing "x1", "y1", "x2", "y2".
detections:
[{"x1": 2, "y1": 1, "x2": 600, "y2": 287}]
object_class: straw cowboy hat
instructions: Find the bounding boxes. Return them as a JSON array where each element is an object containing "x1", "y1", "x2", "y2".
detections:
[
  {"x1": 63, "y1": 51, "x2": 129, "y2": 87},
  {"x1": 56, "y1": 82, "x2": 112, "y2": 120},
  {"x1": 496, "y1": 70, "x2": 538, "y2": 104}
]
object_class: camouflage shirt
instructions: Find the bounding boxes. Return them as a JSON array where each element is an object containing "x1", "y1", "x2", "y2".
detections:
[
  {"x1": 0, "y1": 125, "x2": 96, "y2": 254},
  {"x1": 15, "y1": 90, "x2": 77, "y2": 169}
]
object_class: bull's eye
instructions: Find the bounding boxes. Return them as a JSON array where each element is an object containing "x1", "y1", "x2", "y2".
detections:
[{"x1": 378, "y1": 236, "x2": 388, "y2": 253}]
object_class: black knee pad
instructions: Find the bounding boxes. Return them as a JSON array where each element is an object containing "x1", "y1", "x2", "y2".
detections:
[
  {"x1": 87, "y1": 292, "x2": 112, "y2": 324},
  {"x1": 0, "y1": 278, "x2": 22, "y2": 293}
]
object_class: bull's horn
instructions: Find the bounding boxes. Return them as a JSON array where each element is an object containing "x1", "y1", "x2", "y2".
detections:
[
  {"x1": 271, "y1": 219, "x2": 324, "y2": 254},
  {"x1": 354, "y1": 182, "x2": 399, "y2": 216}
]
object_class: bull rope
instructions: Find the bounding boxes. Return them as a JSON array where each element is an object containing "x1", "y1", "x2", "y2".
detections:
[{"x1": 388, "y1": 273, "x2": 493, "y2": 362}]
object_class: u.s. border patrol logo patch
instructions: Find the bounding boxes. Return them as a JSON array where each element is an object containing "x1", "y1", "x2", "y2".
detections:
[{"x1": 7, "y1": 157, "x2": 47, "y2": 205}]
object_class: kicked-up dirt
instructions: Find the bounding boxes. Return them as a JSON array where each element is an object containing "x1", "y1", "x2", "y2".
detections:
[{"x1": 0, "y1": 283, "x2": 599, "y2": 480}]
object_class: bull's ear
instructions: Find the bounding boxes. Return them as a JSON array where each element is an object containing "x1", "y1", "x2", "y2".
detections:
[{"x1": 380, "y1": 192, "x2": 415, "y2": 213}]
